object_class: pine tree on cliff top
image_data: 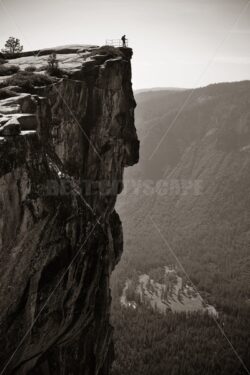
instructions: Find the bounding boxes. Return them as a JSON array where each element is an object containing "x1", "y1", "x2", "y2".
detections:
[{"x1": 1, "y1": 37, "x2": 23, "y2": 54}]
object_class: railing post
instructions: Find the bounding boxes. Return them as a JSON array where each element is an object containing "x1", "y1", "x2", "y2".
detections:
[{"x1": 105, "y1": 39, "x2": 129, "y2": 48}]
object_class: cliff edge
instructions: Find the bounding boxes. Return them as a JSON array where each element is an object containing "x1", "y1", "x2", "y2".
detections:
[{"x1": 0, "y1": 45, "x2": 139, "y2": 374}]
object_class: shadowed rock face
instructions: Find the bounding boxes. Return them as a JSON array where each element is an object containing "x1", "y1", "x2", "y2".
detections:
[{"x1": 0, "y1": 46, "x2": 139, "y2": 374}]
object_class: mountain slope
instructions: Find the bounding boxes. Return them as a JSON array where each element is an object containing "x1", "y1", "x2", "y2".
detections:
[{"x1": 111, "y1": 81, "x2": 250, "y2": 375}]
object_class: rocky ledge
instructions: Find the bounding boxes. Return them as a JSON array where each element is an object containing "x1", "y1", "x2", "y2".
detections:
[{"x1": 0, "y1": 45, "x2": 139, "y2": 374}]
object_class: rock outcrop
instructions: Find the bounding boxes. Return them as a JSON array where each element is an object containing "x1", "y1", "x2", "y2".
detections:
[{"x1": 0, "y1": 45, "x2": 139, "y2": 374}]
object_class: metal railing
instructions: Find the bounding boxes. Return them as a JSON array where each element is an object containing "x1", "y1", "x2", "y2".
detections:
[{"x1": 105, "y1": 39, "x2": 129, "y2": 48}]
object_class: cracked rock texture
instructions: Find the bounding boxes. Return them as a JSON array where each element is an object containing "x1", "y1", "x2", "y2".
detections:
[{"x1": 0, "y1": 45, "x2": 139, "y2": 374}]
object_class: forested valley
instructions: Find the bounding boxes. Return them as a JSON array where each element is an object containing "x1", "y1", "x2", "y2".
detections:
[{"x1": 111, "y1": 83, "x2": 250, "y2": 375}]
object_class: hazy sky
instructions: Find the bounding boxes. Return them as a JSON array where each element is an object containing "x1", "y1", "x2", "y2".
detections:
[{"x1": 0, "y1": 0, "x2": 250, "y2": 89}]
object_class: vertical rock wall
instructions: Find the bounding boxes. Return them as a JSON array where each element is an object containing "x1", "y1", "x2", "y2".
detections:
[{"x1": 0, "y1": 46, "x2": 139, "y2": 374}]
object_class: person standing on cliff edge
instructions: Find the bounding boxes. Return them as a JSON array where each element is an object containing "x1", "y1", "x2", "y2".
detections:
[{"x1": 121, "y1": 35, "x2": 127, "y2": 47}]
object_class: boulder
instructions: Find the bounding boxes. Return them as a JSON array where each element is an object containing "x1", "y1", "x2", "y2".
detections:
[{"x1": 16, "y1": 114, "x2": 37, "y2": 130}]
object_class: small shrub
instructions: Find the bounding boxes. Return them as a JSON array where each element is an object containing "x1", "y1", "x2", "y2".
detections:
[
  {"x1": 2, "y1": 71, "x2": 53, "y2": 92},
  {"x1": 45, "y1": 53, "x2": 66, "y2": 77},
  {"x1": 46, "y1": 66, "x2": 67, "y2": 78},
  {"x1": 0, "y1": 64, "x2": 20, "y2": 76},
  {"x1": 0, "y1": 88, "x2": 18, "y2": 99},
  {"x1": 24, "y1": 65, "x2": 37, "y2": 72},
  {"x1": 47, "y1": 52, "x2": 59, "y2": 70}
]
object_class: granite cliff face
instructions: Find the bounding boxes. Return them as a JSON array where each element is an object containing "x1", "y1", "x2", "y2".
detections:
[{"x1": 0, "y1": 45, "x2": 139, "y2": 374}]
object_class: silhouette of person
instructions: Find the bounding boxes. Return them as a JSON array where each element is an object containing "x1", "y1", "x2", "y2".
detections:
[{"x1": 121, "y1": 35, "x2": 126, "y2": 47}]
